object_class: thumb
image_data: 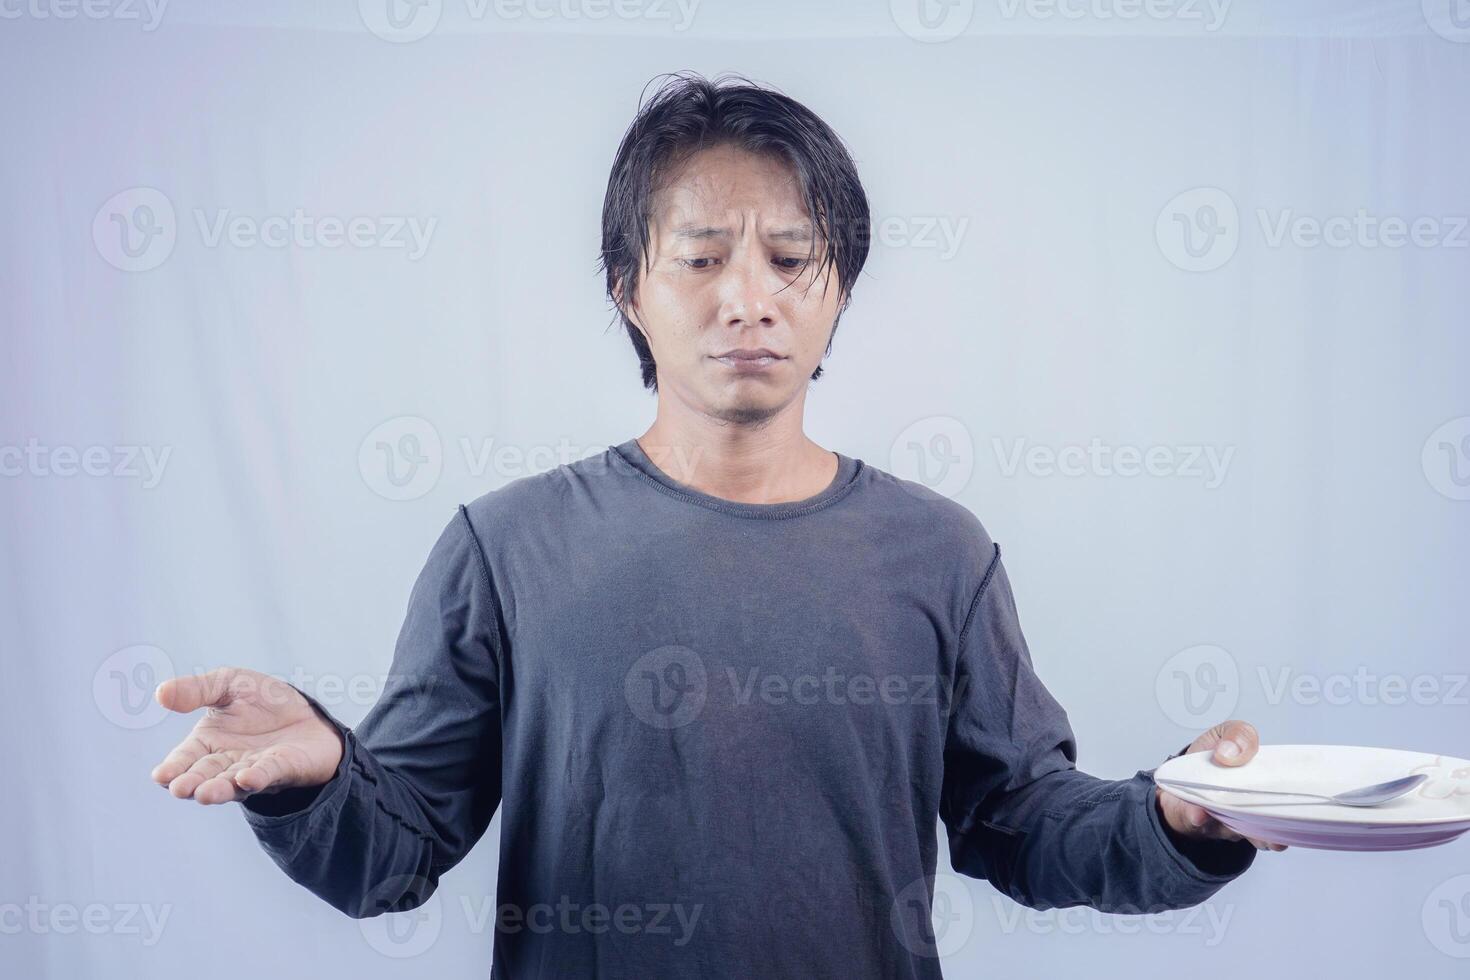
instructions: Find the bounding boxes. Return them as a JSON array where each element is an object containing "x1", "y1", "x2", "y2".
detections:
[
  {"x1": 156, "y1": 668, "x2": 235, "y2": 714},
  {"x1": 1196, "y1": 719, "x2": 1260, "y2": 767}
]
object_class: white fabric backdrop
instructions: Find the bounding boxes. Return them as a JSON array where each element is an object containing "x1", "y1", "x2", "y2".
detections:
[{"x1": 3, "y1": 2, "x2": 1469, "y2": 977}]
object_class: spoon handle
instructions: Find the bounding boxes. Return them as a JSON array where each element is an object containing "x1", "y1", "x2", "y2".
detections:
[{"x1": 1155, "y1": 777, "x2": 1331, "y2": 800}]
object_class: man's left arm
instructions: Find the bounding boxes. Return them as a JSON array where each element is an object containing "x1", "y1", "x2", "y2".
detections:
[{"x1": 940, "y1": 543, "x2": 1283, "y2": 914}]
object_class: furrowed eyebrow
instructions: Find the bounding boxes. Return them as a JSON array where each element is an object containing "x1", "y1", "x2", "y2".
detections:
[
  {"x1": 767, "y1": 225, "x2": 815, "y2": 245},
  {"x1": 671, "y1": 225, "x2": 728, "y2": 242},
  {"x1": 669, "y1": 223, "x2": 815, "y2": 244}
]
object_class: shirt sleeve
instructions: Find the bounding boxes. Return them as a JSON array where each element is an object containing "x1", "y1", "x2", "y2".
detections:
[
  {"x1": 940, "y1": 541, "x2": 1256, "y2": 913},
  {"x1": 237, "y1": 504, "x2": 505, "y2": 918}
]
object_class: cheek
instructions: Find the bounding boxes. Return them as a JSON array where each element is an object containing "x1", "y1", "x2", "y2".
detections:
[
  {"x1": 790, "y1": 292, "x2": 841, "y2": 354},
  {"x1": 643, "y1": 278, "x2": 707, "y2": 334}
]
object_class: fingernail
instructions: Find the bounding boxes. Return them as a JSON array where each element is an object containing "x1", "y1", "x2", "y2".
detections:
[
  {"x1": 1217, "y1": 740, "x2": 1241, "y2": 760},
  {"x1": 1191, "y1": 808, "x2": 1208, "y2": 826}
]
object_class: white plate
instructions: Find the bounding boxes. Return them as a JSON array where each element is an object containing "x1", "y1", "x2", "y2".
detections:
[{"x1": 1153, "y1": 744, "x2": 1470, "y2": 850}]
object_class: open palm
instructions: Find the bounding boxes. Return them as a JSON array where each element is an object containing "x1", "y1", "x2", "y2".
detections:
[{"x1": 150, "y1": 667, "x2": 344, "y2": 805}]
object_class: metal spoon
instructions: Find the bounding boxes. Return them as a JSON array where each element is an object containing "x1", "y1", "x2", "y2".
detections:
[{"x1": 1155, "y1": 773, "x2": 1428, "y2": 807}]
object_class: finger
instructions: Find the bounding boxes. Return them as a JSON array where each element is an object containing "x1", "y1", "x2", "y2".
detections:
[
  {"x1": 1169, "y1": 799, "x2": 1238, "y2": 841},
  {"x1": 191, "y1": 751, "x2": 252, "y2": 805},
  {"x1": 194, "y1": 770, "x2": 246, "y2": 805},
  {"x1": 1214, "y1": 822, "x2": 1244, "y2": 842},
  {"x1": 1162, "y1": 789, "x2": 1289, "y2": 850},
  {"x1": 1203, "y1": 818, "x2": 1287, "y2": 850},
  {"x1": 151, "y1": 734, "x2": 210, "y2": 786},
  {"x1": 167, "y1": 751, "x2": 235, "y2": 802},
  {"x1": 233, "y1": 751, "x2": 293, "y2": 794},
  {"x1": 1160, "y1": 791, "x2": 1213, "y2": 832},
  {"x1": 155, "y1": 668, "x2": 236, "y2": 714},
  {"x1": 1204, "y1": 819, "x2": 1269, "y2": 847},
  {"x1": 1196, "y1": 815, "x2": 1246, "y2": 842},
  {"x1": 1209, "y1": 719, "x2": 1259, "y2": 766}
]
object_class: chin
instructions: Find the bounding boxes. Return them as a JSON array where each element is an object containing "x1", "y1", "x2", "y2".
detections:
[{"x1": 708, "y1": 394, "x2": 785, "y2": 426}]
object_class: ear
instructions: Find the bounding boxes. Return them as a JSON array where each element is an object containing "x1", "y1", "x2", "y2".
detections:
[{"x1": 614, "y1": 279, "x2": 651, "y2": 344}]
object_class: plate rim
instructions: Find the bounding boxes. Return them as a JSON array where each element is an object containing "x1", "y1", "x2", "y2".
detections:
[{"x1": 1154, "y1": 743, "x2": 1470, "y2": 828}]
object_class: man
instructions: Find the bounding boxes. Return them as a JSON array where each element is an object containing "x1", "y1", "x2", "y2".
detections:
[{"x1": 150, "y1": 72, "x2": 1284, "y2": 979}]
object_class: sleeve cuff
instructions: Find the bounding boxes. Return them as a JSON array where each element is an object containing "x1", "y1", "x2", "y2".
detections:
[
  {"x1": 1141, "y1": 769, "x2": 1257, "y2": 882},
  {"x1": 239, "y1": 684, "x2": 355, "y2": 827}
]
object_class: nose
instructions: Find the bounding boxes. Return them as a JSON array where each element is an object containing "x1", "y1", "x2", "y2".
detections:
[{"x1": 717, "y1": 247, "x2": 778, "y2": 329}]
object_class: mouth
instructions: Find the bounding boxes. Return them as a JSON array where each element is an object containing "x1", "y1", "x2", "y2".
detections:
[{"x1": 711, "y1": 348, "x2": 786, "y2": 371}]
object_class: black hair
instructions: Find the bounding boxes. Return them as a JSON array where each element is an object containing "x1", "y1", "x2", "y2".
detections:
[{"x1": 599, "y1": 71, "x2": 872, "y2": 391}]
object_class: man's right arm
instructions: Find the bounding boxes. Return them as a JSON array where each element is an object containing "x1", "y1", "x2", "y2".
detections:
[{"x1": 239, "y1": 505, "x2": 505, "y2": 918}]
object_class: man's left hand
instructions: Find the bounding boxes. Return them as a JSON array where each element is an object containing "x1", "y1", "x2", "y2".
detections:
[{"x1": 1157, "y1": 720, "x2": 1289, "y2": 852}]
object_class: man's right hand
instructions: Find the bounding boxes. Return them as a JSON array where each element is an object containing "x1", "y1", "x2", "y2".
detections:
[{"x1": 150, "y1": 667, "x2": 345, "y2": 806}]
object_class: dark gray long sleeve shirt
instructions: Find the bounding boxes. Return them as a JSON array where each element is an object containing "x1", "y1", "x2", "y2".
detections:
[{"x1": 240, "y1": 438, "x2": 1255, "y2": 978}]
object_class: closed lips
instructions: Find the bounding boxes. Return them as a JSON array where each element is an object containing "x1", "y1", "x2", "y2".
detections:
[{"x1": 714, "y1": 349, "x2": 783, "y2": 359}]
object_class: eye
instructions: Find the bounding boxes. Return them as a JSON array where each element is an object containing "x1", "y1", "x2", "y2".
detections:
[
  {"x1": 679, "y1": 257, "x2": 720, "y2": 270},
  {"x1": 774, "y1": 256, "x2": 809, "y2": 272}
]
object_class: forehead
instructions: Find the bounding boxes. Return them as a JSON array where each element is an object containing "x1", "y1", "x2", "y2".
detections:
[{"x1": 649, "y1": 144, "x2": 811, "y2": 233}]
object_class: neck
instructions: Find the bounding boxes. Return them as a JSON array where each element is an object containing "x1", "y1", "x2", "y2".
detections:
[{"x1": 636, "y1": 394, "x2": 837, "y2": 505}]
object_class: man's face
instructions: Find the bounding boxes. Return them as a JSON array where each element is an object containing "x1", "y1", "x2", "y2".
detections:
[{"x1": 619, "y1": 143, "x2": 845, "y2": 424}]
